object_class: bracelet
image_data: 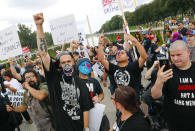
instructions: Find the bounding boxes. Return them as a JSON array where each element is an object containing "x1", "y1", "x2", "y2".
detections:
[{"x1": 83, "y1": 128, "x2": 89, "y2": 131}]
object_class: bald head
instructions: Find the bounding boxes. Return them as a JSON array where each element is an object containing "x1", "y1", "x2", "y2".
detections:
[
  {"x1": 169, "y1": 40, "x2": 191, "y2": 69},
  {"x1": 170, "y1": 40, "x2": 189, "y2": 51}
]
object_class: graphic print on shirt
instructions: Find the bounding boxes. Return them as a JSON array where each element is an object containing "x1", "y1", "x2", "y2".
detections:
[
  {"x1": 86, "y1": 83, "x2": 94, "y2": 98},
  {"x1": 114, "y1": 69, "x2": 130, "y2": 86},
  {"x1": 174, "y1": 77, "x2": 195, "y2": 106},
  {"x1": 60, "y1": 81, "x2": 81, "y2": 120},
  {"x1": 113, "y1": 122, "x2": 119, "y2": 131}
]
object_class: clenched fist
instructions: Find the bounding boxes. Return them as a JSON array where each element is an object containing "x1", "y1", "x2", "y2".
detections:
[{"x1": 33, "y1": 13, "x2": 44, "y2": 25}]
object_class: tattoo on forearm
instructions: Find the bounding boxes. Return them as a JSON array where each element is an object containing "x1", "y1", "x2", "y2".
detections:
[{"x1": 39, "y1": 38, "x2": 48, "y2": 52}]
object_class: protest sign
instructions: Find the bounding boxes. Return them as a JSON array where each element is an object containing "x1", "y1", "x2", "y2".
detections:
[
  {"x1": 102, "y1": 0, "x2": 135, "y2": 14},
  {"x1": 77, "y1": 28, "x2": 86, "y2": 45},
  {"x1": 89, "y1": 103, "x2": 105, "y2": 131},
  {"x1": 78, "y1": 47, "x2": 89, "y2": 59},
  {"x1": 0, "y1": 25, "x2": 22, "y2": 60},
  {"x1": 49, "y1": 15, "x2": 79, "y2": 45},
  {"x1": 7, "y1": 90, "x2": 25, "y2": 106},
  {"x1": 92, "y1": 62, "x2": 104, "y2": 78},
  {"x1": 22, "y1": 46, "x2": 32, "y2": 58}
]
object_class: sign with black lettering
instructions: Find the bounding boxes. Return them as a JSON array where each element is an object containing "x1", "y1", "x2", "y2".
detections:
[{"x1": 0, "y1": 25, "x2": 22, "y2": 60}]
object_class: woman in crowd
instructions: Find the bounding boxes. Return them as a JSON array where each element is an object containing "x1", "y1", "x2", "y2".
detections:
[
  {"x1": 135, "y1": 32, "x2": 142, "y2": 43},
  {"x1": 110, "y1": 86, "x2": 150, "y2": 131},
  {"x1": 3, "y1": 70, "x2": 33, "y2": 124}
]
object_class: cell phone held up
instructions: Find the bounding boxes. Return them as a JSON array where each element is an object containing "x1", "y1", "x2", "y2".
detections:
[{"x1": 159, "y1": 59, "x2": 170, "y2": 71}]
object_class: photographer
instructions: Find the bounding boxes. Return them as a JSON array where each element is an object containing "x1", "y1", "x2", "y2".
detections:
[{"x1": 151, "y1": 40, "x2": 195, "y2": 131}]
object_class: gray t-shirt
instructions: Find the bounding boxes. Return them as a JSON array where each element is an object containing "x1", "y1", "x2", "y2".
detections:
[{"x1": 189, "y1": 46, "x2": 195, "y2": 62}]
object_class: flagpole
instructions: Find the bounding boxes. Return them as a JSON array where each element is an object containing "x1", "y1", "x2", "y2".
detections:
[
  {"x1": 86, "y1": 15, "x2": 95, "y2": 47},
  {"x1": 118, "y1": 0, "x2": 138, "y2": 60}
]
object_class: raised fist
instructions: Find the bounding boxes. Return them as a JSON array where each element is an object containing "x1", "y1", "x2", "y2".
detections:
[{"x1": 33, "y1": 13, "x2": 44, "y2": 25}]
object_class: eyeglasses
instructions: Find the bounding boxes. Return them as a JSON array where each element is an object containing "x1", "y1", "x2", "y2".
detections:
[{"x1": 25, "y1": 75, "x2": 35, "y2": 80}]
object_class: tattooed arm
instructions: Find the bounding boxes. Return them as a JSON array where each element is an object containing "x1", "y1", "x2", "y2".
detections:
[{"x1": 33, "y1": 13, "x2": 51, "y2": 71}]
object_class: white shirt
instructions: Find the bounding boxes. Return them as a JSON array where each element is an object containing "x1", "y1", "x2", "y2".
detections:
[{"x1": 4, "y1": 78, "x2": 23, "y2": 91}]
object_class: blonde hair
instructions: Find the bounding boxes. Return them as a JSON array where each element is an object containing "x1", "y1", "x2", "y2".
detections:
[{"x1": 103, "y1": 37, "x2": 110, "y2": 46}]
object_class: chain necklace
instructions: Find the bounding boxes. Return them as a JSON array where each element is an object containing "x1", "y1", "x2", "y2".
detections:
[
  {"x1": 118, "y1": 118, "x2": 128, "y2": 131},
  {"x1": 118, "y1": 114, "x2": 131, "y2": 131}
]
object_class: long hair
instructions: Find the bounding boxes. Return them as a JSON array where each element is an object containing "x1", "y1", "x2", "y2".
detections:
[
  {"x1": 23, "y1": 70, "x2": 41, "y2": 86},
  {"x1": 114, "y1": 86, "x2": 140, "y2": 114}
]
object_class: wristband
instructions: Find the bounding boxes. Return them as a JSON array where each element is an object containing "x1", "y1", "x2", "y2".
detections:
[{"x1": 83, "y1": 128, "x2": 89, "y2": 131}]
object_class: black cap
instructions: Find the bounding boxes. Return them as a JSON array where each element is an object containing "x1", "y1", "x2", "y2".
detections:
[
  {"x1": 73, "y1": 51, "x2": 79, "y2": 56},
  {"x1": 76, "y1": 58, "x2": 90, "y2": 68}
]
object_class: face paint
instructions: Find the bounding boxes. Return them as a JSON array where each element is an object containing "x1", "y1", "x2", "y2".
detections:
[
  {"x1": 78, "y1": 61, "x2": 92, "y2": 75},
  {"x1": 62, "y1": 64, "x2": 73, "y2": 76}
]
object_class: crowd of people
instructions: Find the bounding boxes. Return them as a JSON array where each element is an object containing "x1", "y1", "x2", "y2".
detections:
[{"x1": 0, "y1": 13, "x2": 194, "y2": 131}]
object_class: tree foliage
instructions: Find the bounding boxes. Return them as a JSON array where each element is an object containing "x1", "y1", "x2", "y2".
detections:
[
  {"x1": 100, "y1": 0, "x2": 195, "y2": 32},
  {"x1": 17, "y1": 24, "x2": 53, "y2": 50}
]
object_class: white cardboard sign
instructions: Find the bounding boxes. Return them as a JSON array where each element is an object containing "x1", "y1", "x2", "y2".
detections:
[
  {"x1": 102, "y1": 0, "x2": 135, "y2": 14},
  {"x1": 89, "y1": 103, "x2": 105, "y2": 131},
  {"x1": 0, "y1": 25, "x2": 22, "y2": 60},
  {"x1": 92, "y1": 62, "x2": 104, "y2": 77},
  {"x1": 7, "y1": 90, "x2": 25, "y2": 106},
  {"x1": 49, "y1": 15, "x2": 79, "y2": 45}
]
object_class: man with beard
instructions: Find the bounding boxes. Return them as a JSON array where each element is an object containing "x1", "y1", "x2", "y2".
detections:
[
  {"x1": 33, "y1": 13, "x2": 93, "y2": 131},
  {"x1": 6, "y1": 70, "x2": 54, "y2": 131}
]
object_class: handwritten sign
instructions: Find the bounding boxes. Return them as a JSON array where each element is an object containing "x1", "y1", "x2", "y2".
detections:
[
  {"x1": 78, "y1": 47, "x2": 89, "y2": 59},
  {"x1": 7, "y1": 90, "x2": 25, "y2": 106},
  {"x1": 77, "y1": 28, "x2": 86, "y2": 44},
  {"x1": 49, "y1": 15, "x2": 79, "y2": 45},
  {"x1": 0, "y1": 25, "x2": 22, "y2": 60},
  {"x1": 102, "y1": 0, "x2": 135, "y2": 14},
  {"x1": 92, "y1": 62, "x2": 104, "y2": 78}
]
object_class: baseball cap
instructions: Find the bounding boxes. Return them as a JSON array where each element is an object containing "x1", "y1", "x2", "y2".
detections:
[
  {"x1": 142, "y1": 31, "x2": 148, "y2": 35},
  {"x1": 73, "y1": 51, "x2": 79, "y2": 56},
  {"x1": 149, "y1": 34, "x2": 155, "y2": 40},
  {"x1": 186, "y1": 30, "x2": 195, "y2": 36},
  {"x1": 116, "y1": 36, "x2": 121, "y2": 40}
]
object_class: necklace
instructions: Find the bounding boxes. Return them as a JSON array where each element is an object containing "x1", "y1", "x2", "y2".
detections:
[
  {"x1": 118, "y1": 114, "x2": 131, "y2": 131},
  {"x1": 119, "y1": 118, "x2": 128, "y2": 131}
]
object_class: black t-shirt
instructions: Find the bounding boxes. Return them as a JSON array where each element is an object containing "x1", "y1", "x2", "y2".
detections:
[
  {"x1": 0, "y1": 95, "x2": 13, "y2": 130},
  {"x1": 178, "y1": 27, "x2": 188, "y2": 36},
  {"x1": 149, "y1": 68, "x2": 158, "y2": 87},
  {"x1": 163, "y1": 63, "x2": 195, "y2": 131},
  {"x1": 43, "y1": 60, "x2": 94, "y2": 131},
  {"x1": 113, "y1": 112, "x2": 150, "y2": 131},
  {"x1": 80, "y1": 78, "x2": 103, "y2": 99},
  {"x1": 108, "y1": 61, "x2": 142, "y2": 94},
  {"x1": 142, "y1": 37, "x2": 151, "y2": 53},
  {"x1": 150, "y1": 43, "x2": 159, "y2": 55}
]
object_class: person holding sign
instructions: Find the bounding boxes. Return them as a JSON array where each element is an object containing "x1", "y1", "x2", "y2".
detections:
[
  {"x1": 98, "y1": 31, "x2": 147, "y2": 96},
  {"x1": 77, "y1": 58, "x2": 110, "y2": 131},
  {"x1": 6, "y1": 70, "x2": 54, "y2": 131},
  {"x1": 33, "y1": 13, "x2": 93, "y2": 131}
]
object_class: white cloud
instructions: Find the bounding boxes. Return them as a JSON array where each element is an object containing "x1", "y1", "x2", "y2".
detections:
[
  {"x1": 0, "y1": 0, "x2": 154, "y2": 33},
  {"x1": 7, "y1": 0, "x2": 58, "y2": 9}
]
